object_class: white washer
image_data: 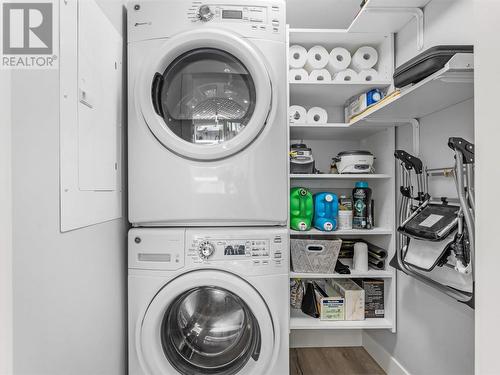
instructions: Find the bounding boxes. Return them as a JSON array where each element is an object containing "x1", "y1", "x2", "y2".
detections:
[
  {"x1": 128, "y1": 227, "x2": 289, "y2": 375},
  {"x1": 128, "y1": 0, "x2": 287, "y2": 226}
]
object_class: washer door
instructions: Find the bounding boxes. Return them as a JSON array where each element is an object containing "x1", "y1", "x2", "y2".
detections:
[
  {"x1": 137, "y1": 28, "x2": 272, "y2": 161},
  {"x1": 138, "y1": 270, "x2": 277, "y2": 375}
]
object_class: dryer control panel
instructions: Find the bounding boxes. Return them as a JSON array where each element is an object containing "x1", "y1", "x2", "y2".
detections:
[
  {"x1": 128, "y1": 0, "x2": 285, "y2": 43},
  {"x1": 187, "y1": 2, "x2": 283, "y2": 35}
]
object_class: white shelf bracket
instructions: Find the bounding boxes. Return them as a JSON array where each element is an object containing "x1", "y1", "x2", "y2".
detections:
[
  {"x1": 362, "y1": 7, "x2": 424, "y2": 50},
  {"x1": 363, "y1": 118, "x2": 421, "y2": 156}
]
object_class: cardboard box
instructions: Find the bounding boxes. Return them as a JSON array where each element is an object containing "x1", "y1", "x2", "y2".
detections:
[
  {"x1": 355, "y1": 279, "x2": 385, "y2": 318},
  {"x1": 328, "y1": 279, "x2": 365, "y2": 321},
  {"x1": 320, "y1": 287, "x2": 345, "y2": 321}
]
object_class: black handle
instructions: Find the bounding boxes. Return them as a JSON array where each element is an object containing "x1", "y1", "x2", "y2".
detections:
[
  {"x1": 448, "y1": 137, "x2": 474, "y2": 164},
  {"x1": 394, "y1": 150, "x2": 423, "y2": 174},
  {"x1": 151, "y1": 72, "x2": 164, "y2": 117}
]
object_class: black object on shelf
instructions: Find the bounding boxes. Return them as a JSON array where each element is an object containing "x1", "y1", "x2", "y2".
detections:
[
  {"x1": 393, "y1": 45, "x2": 473, "y2": 88},
  {"x1": 335, "y1": 260, "x2": 351, "y2": 274}
]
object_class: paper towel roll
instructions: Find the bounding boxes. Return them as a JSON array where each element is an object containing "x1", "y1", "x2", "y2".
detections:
[
  {"x1": 351, "y1": 46, "x2": 378, "y2": 72},
  {"x1": 308, "y1": 69, "x2": 332, "y2": 82},
  {"x1": 289, "y1": 69, "x2": 309, "y2": 82},
  {"x1": 289, "y1": 106, "x2": 307, "y2": 123},
  {"x1": 334, "y1": 69, "x2": 358, "y2": 82},
  {"x1": 358, "y1": 69, "x2": 379, "y2": 82},
  {"x1": 354, "y1": 242, "x2": 369, "y2": 272},
  {"x1": 289, "y1": 45, "x2": 307, "y2": 69},
  {"x1": 304, "y1": 46, "x2": 329, "y2": 72},
  {"x1": 306, "y1": 107, "x2": 328, "y2": 124},
  {"x1": 327, "y1": 47, "x2": 351, "y2": 74}
]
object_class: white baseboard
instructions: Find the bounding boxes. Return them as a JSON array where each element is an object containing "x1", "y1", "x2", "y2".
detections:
[
  {"x1": 290, "y1": 330, "x2": 362, "y2": 348},
  {"x1": 362, "y1": 332, "x2": 410, "y2": 375}
]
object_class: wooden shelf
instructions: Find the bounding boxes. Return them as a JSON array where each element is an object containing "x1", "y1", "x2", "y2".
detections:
[
  {"x1": 351, "y1": 54, "x2": 474, "y2": 125},
  {"x1": 290, "y1": 174, "x2": 391, "y2": 180},
  {"x1": 290, "y1": 309, "x2": 393, "y2": 330},
  {"x1": 290, "y1": 81, "x2": 392, "y2": 108},
  {"x1": 290, "y1": 123, "x2": 386, "y2": 141},
  {"x1": 290, "y1": 228, "x2": 393, "y2": 236}
]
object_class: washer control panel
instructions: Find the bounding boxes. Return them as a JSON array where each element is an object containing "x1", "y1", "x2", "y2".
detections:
[{"x1": 187, "y1": 231, "x2": 286, "y2": 269}]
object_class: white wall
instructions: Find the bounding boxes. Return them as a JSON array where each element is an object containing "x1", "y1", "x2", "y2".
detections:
[
  {"x1": 474, "y1": 0, "x2": 500, "y2": 373},
  {"x1": 0, "y1": 70, "x2": 13, "y2": 375},
  {"x1": 286, "y1": 0, "x2": 359, "y2": 29},
  {"x1": 10, "y1": 1, "x2": 128, "y2": 374},
  {"x1": 366, "y1": 1, "x2": 475, "y2": 374}
]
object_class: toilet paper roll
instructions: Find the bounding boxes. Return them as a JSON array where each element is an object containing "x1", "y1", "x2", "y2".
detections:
[
  {"x1": 306, "y1": 107, "x2": 328, "y2": 124},
  {"x1": 334, "y1": 69, "x2": 358, "y2": 82},
  {"x1": 289, "y1": 69, "x2": 309, "y2": 82},
  {"x1": 304, "y1": 45, "x2": 329, "y2": 72},
  {"x1": 327, "y1": 47, "x2": 352, "y2": 74},
  {"x1": 351, "y1": 46, "x2": 379, "y2": 72},
  {"x1": 358, "y1": 69, "x2": 379, "y2": 82},
  {"x1": 289, "y1": 106, "x2": 307, "y2": 123},
  {"x1": 353, "y1": 242, "x2": 369, "y2": 272},
  {"x1": 289, "y1": 45, "x2": 308, "y2": 69},
  {"x1": 308, "y1": 69, "x2": 332, "y2": 82}
]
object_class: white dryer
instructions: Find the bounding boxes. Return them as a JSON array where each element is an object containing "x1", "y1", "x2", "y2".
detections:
[
  {"x1": 128, "y1": 227, "x2": 289, "y2": 375},
  {"x1": 128, "y1": 0, "x2": 287, "y2": 226}
]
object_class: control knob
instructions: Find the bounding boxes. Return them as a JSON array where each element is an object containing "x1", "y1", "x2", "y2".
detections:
[
  {"x1": 198, "y1": 240, "x2": 215, "y2": 260},
  {"x1": 197, "y1": 5, "x2": 214, "y2": 22}
]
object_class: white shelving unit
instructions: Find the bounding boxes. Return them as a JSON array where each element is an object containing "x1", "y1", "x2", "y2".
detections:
[
  {"x1": 290, "y1": 81, "x2": 392, "y2": 107},
  {"x1": 290, "y1": 228, "x2": 393, "y2": 236},
  {"x1": 290, "y1": 309, "x2": 393, "y2": 330},
  {"x1": 290, "y1": 123, "x2": 387, "y2": 141},
  {"x1": 290, "y1": 173, "x2": 391, "y2": 180},
  {"x1": 288, "y1": 29, "x2": 397, "y2": 333}
]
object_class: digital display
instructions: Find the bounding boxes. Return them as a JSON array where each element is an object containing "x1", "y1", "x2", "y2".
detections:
[
  {"x1": 224, "y1": 244, "x2": 246, "y2": 256},
  {"x1": 222, "y1": 10, "x2": 243, "y2": 19}
]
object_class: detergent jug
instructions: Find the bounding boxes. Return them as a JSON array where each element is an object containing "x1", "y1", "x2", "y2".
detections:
[
  {"x1": 290, "y1": 187, "x2": 313, "y2": 231},
  {"x1": 313, "y1": 192, "x2": 339, "y2": 231}
]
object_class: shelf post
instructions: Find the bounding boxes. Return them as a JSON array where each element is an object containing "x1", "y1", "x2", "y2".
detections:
[
  {"x1": 361, "y1": 7, "x2": 424, "y2": 50},
  {"x1": 363, "y1": 118, "x2": 421, "y2": 156}
]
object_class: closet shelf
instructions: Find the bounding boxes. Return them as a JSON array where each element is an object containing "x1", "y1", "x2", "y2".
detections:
[
  {"x1": 350, "y1": 53, "x2": 474, "y2": 126},
  {"x1": 290, "y1": 309, "x2": 393, "y2": 330},
  {"x1": 290, "y1": 228, "x2": 393, "y2": 236},
  {"x1": 290, "y1": 269, "x2": 393, "y2": 279},
  {"x1": 290, "y1": 123, "x2": 386, "y2": 141},
  {"x1": 290, "y1": 174, "x2": 391, "y2": 180},
  {"x1": 290, "y1": 81, "x2": 392, "y2": 107}
]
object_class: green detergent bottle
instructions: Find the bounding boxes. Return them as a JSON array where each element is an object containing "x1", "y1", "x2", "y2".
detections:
[{"x1": 290, "y1": 187, "x2": 314, "y2": 231}]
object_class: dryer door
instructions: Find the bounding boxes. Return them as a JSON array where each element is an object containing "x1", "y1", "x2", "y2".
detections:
[
  {"x1": 137, "y1": 28, "x2": 273, "y2": 161},
  {"x1": 138, "y1": 270, "x2": 277, "y2": 375}
]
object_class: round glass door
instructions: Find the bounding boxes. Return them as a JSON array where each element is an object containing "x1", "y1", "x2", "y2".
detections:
[
  {"x1": 138, "y1": 28, "x2": 273, "y2": 161},
  {"x1": 154, "y1": 49, "x2": 257, "y2": 146},
  {"x1": 138, "y1": 270, "x2": 276, "y2": 375},
  {"x1": 161, "y1": 286, "x2": 261, "y2": 375}
]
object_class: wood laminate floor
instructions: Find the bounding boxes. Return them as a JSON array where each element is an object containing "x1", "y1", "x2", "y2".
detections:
[{"x1": 290, "y1": 347, "x2": 386, "y2": 375}]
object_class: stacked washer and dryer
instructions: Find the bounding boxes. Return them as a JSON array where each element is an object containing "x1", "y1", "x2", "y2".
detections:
[{"x1": 127, "y1": 1, "x2": 288, "y2": 374}]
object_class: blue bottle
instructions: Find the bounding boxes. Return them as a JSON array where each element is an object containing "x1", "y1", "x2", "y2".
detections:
[{"x1": 313, "y1": 192, "x2": 339, "y2": 231}]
